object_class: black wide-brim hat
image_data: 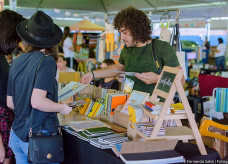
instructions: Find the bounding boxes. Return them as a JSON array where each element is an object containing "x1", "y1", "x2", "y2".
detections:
[{"x1": 16, "y1": 11, "x2": 62, "y2": 48}]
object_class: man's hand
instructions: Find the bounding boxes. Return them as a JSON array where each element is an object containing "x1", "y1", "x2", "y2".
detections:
[
  {"x1": 135, "y1": 72, "x2": 159, "y2": 85},
  {"x1": 80, "y1": 72, "x2": 93, "y2": 84}
]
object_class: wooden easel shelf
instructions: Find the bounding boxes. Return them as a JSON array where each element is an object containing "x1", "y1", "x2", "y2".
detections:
[
  {"x1": 143, "y1": 108, "x2": 193, "y2": 120},
  {"x1": 131, "y1": 123, "x2": 194, "y2": 141},
  {"x1": 132, "y1": 66, "x2": 207, "y2": 155}
]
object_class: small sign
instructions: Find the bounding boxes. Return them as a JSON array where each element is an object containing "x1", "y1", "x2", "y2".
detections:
[{"x1": 157, "y1": 71, "x2": 176, "y2": 93}]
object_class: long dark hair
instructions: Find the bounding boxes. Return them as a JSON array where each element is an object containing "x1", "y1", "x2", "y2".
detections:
[
  {"x1": 0, "y1": 10, "x2": 24, "y2": 55},
  {"x1": 59, "y1": 26, "x2": 71, "y2": 48},
  {"x1": 25, "y1": 44, "x2": 58, "y2": 61}
]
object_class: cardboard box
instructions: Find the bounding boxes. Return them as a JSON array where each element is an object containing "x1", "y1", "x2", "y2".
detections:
[{"x1": 113, "y1": 105, "x2": 129, "y2": 128}]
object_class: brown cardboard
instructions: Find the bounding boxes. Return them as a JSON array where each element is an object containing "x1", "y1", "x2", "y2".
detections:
[
  {"x1": 100, "y1": 110, "x2": 114, "y2": 123},
  {"x1": 120, "y1": 140, "x2": 178, "y2": 154},
  {"x1": 113, "y1": 105, "x2": 129, "y2": 128}
]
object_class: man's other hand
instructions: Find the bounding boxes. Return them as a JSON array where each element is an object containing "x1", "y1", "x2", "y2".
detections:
[{"x1": 135, "y1": 72, "x2": 159, "y2": 85}]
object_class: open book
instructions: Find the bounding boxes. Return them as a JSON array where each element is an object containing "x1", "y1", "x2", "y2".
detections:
[
  {"x1": 58, "y1": 81, "x2": 88, "y2": 101},
  {"x1": 120, "y1": 140, "x2": 184, "y2": 164}
]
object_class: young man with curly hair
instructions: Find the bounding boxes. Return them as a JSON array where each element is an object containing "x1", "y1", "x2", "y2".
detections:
[{"x1": 81, "y1": 7, "x2": 182, "y2": 94}]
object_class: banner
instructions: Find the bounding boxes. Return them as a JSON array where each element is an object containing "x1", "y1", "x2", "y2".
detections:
[{"x1": 0, "y1": 0, "x2": 4, "y2": 12}]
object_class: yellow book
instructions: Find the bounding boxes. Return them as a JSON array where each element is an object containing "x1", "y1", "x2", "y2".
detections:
[
  {"x1": 79, "y1": 98, "x2": 91, "y2": 115},
  {"x1": 84, "y1": 100, "x2": 94, "y2": 115},
  {"x1": 128, "y1": 105, "x2": 137, "y2": 123},
  {"x1": 170, "y1": 103, "x2": 184, "y2": 110},
  {"x1": 94, "y1": 103, "x2": 104, "y2": 117},
  {"x1": 88, "y1": 102, "x2": 101, "y2": 117}
]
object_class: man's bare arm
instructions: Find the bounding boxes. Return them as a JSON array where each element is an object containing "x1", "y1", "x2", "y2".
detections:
[{"x1": 80, "y1": 62, "x2": 125, "y2": 84}]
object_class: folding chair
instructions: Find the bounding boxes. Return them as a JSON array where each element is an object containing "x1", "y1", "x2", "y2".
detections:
[{"x1": 199, "y1": 119, "x2": 228, "y2": 159}]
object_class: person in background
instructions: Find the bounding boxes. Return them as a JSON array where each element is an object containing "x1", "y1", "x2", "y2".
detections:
[
  {"x1": 203, "y1": 36, "x2": 210, "y2": 64},
  {"x1": 6, "y1": 11, "x2": 72, "y2": 164},
  {"x1": 86, "y1": 49, "x2": 97, "y2": 72},
  {"x1": 59, "y1": 26, "x2": 77, "y2": 70},
  {"x1": 80, "y1": 7, "x2": 183, "y2": 94},
  {"x1": 75, "y1": 43, "x2": 89, "y2": 72},
  {"x1": 56, "y1": 55, "x2": 75, "y2": 82},
  {"x1": 98, "y1": 59, "x2": 119, "y2": 90},
  {"x1": 0, "y1": 9, "x2": 24, "y2": 164},
  {"x1": 215, "y1": 38, "x2": 226, "y2": 71}
]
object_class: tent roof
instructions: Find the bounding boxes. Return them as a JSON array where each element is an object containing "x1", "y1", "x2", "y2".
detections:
[
  {"x1": 5, "y1": 0, "x2": 228, "y2": 14},
  {"x1": 70, "y1": 19, "x2": 105, "y2": 31}
]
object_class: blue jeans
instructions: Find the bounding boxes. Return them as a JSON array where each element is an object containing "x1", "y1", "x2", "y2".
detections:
[
  {"x1": 215, "y1": 56, "x2": 225, "y2": 71},
  {"x1": 9, "y1": 130, "x2": 29, "y2": 164},
  {"x1": 9, "y1": 130, "x2": 59, "y2": 164}
]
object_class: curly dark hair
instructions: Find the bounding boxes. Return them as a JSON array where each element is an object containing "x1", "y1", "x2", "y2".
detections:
[{"x1": 113, "y1": 7, "x2": 151, "y2": 44}]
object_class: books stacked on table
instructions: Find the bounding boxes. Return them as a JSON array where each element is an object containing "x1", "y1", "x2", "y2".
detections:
[
  {"x1": 76, "y1": 127, "x2": 113, "y2": 142},
  {"x1": 144, "y1": 101, "x2": 155, "y2": 112},
  {"x1": 136, "y1": 123, "x2": 165, "y2": 137},
  {"x1": 90, "y1": 133, "x2": 128, "y2": 149},
  {"x1": 82, "y1": 127, "x2": 113, "y2": 137},
  {"x1": 67, "y1": 119, "x2": 109, "y2": 132},
  {"x1": 62, "y1": 125, "x2": 77, "y2": 136},
  {"x1": 75, "y1": 127, "x2": 129, "y2": 149}
]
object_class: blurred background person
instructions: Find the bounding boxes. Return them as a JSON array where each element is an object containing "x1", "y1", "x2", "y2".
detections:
[
  {"x1": 75, "y1": 43, "x2": 89, "y2": 72},
  {"x1": 215, "y1": 37, "x2": 226, "y2": 71},
  {"x1": 0, "y1": 9, "x2": 24, "y2": 164},
  {"x1": 59, "y1": 26, "x2": 77, "y2": 70},
  {"x1": 203, "y1": 36, "x2": 210, "y2": 64},
  {"x1": 56, "y1": 55, "x2": 75, "y2": 82},
  {"x1": 86, "y1": 49, "x2": 97, "y2": 72},
  {"x1": 98, "y1": 59, "x2": 119, "y2": 90}
]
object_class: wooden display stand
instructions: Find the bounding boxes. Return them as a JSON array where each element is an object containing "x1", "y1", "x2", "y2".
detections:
[{"x1": 130, "y1": 66, "x2": 207, "y2": 155}]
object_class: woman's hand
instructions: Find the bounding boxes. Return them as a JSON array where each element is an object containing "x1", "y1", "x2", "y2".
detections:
[
  {"x1": 60, "y1": 104, "x2": 72, "y2": 115},
  {"x1": 135, "y1": 72, "x2": 159, "y2": 85}
]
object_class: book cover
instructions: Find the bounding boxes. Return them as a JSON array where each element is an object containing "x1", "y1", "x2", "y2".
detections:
[
  {"x1": 120, "y1": 150, "x2": 184, "y2": 164},
  {"x1": 79, "y1": 98, "x2": 91, "y2": 115},
  {"x1": 84, "y1": 100, "x2": 94, "y2": 115},
  {"x1": 121, "y1": 90, "x2": 149, "y2": 115},
  {"x1": 87, "y1": 102, "x2": 101, "y2": 117},
  {"x1": 110, "y1": 94, "x2": 129, "y2": 115},
  {"x1": 86, "y1": 127, "x2": 112, "y2": 134},
  {"x1": 120, "y1": 140, "x2": 184, "y2": 164}
]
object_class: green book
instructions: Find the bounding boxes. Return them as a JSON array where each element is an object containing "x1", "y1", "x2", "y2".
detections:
[{"x1": 86, "y1": 127, "x2": 113, "y2": 134}]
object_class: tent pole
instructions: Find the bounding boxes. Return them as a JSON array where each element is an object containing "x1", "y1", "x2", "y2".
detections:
[{"x1": 9, "y1": 0, "x2": 17, "y2": 11}]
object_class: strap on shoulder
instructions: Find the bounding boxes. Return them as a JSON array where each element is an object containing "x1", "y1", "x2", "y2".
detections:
[{"x1": 152, "y1": 39, "x2": 161, "y2": 74}]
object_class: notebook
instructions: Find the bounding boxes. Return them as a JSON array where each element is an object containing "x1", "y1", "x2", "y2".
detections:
[
  {"x1": 120, "y1": 150, "x2": 184, "y2": 164},
  {"x1": 120, "y1": 140, "x2": 184, "y2": 164}
]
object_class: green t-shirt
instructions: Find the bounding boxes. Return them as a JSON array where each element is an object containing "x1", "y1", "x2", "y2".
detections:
[{"x1": 118, "y1": 39, "x2": 179, "y2": 94}]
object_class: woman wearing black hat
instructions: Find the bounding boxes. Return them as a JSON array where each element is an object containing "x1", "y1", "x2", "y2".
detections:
[
  {"x1": 6, "y1": 11, "x2": 72, "y2": 163},
  {"x1": 0, "y1": 9, "x2": 24, "y2": 164}
]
